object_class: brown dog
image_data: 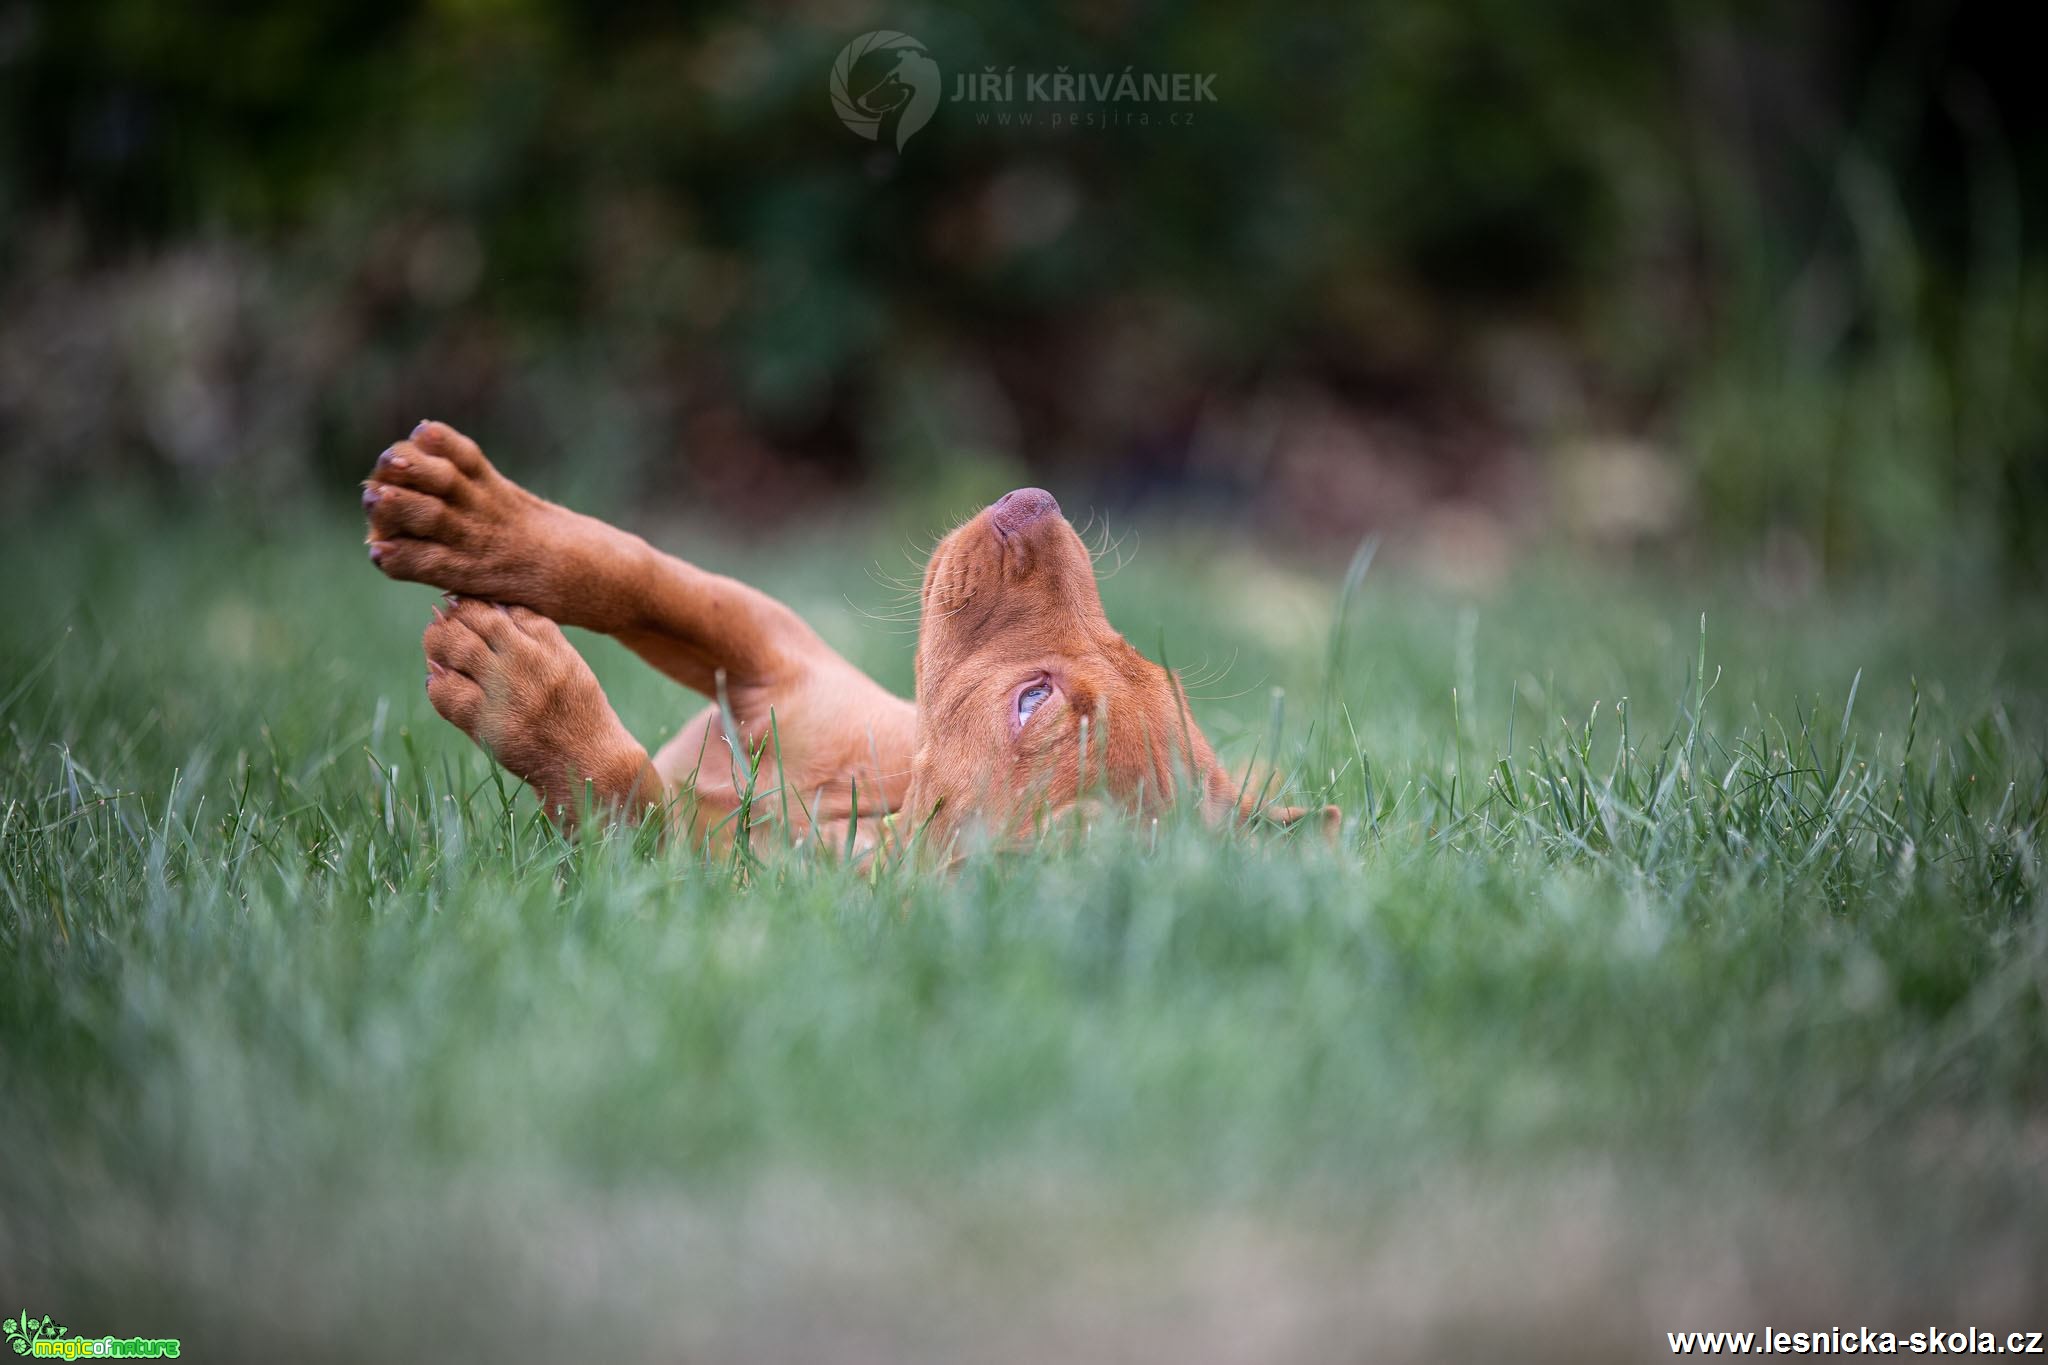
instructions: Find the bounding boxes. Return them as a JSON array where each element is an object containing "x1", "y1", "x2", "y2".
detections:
[{"x1": 363, "y1": 421, "x2": 1337, "y2": 855}]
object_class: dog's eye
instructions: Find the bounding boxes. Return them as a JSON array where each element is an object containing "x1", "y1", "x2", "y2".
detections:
[{"x1": 1017, "y1": 682, "x2": 1052, "y2": 725}]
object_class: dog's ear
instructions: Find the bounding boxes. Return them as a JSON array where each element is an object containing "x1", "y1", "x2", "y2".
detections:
[
  {"x1": 1249, "y1": 801, "x2": 1343, "y2": 843},
  {"x1": 1202, "y1": 755, "x2": 1342, "y2": 844},
  {"x1": 1219, "y1": 769, "x2": 1342, "y2": 844}
]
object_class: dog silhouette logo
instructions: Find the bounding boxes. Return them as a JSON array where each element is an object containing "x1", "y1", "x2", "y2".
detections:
[{"x1": 829, "y1": 31, "x2": 940, "y2": 151}]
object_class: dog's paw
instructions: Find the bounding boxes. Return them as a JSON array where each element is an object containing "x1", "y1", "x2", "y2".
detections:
[
  {"x1": 363, "y1": 421, "x2": 554, "y2": 601},
  {"x1": 423, "y1": 597, "x2": 651, "y2": 817}
]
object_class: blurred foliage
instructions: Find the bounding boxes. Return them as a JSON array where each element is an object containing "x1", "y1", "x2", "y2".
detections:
[{"x1": 0, "y1": 0, "x2": 2041, "y2": 584}]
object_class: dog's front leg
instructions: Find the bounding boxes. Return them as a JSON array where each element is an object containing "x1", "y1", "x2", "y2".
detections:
[
  {"x1": 365, "y1": 421, "x2": 917, "y2": 833},
  {"x1": 366, "y1": 422, "x2": 855, "y2": 700}
]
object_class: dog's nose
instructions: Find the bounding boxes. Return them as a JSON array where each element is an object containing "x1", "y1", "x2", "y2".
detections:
[{"x1": 990, "y1": 487, "x2": 1060, "y2": 537}]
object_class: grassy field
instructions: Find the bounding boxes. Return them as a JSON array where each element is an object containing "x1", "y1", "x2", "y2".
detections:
[{"x1": 2, "y1": 494, "x2": 2045, "y2": 1362}]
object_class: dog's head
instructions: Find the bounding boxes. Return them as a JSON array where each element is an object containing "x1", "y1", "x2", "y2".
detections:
[{"x1": 902, "y1": 488, "x2": 1338, "y2": 851}]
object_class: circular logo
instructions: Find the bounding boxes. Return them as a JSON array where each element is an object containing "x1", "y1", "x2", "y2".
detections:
[{"x1": 829, "y1": 31, "x2": 940, "y2": 151}]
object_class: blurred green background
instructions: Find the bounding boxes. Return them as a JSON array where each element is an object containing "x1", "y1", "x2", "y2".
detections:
[
  {"x1": 5, "y1": 6, "x2": 2048, "y2": 1352},
  {"x1": 1, "y1": 0, "x2": 2041, "y2": 588}
]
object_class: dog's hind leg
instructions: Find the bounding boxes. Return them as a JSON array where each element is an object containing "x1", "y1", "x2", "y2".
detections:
[{"x1": 422, "y1": 597, "x2": 663, "y2": 832}]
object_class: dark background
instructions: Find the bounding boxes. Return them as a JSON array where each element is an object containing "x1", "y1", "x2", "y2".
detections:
[{"x1": 1, "y1": 0, "x2": 2041, "y2": 588}]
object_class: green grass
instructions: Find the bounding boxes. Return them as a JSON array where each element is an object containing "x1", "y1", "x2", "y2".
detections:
[{"x1": 3, "y1": 498, "x2": 2045, "y2": 1361}]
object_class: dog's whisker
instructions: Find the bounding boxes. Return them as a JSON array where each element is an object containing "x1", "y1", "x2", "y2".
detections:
[
  {"x1": 1184, "y1": 662, "x2": 1269, "y2": 704},
  {"x1": 1178, "y1": 649, "x2": 1239, "y2": 692},
  {"x1": 1085, "y1": 520, "x2": 1138, "y2": 580},
  {"x1": 865, "y1": 562, "x2": 924, "y2": 593},
  {"x1": 846, "y1": 602, "x2": 925, "y2": 628}
]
